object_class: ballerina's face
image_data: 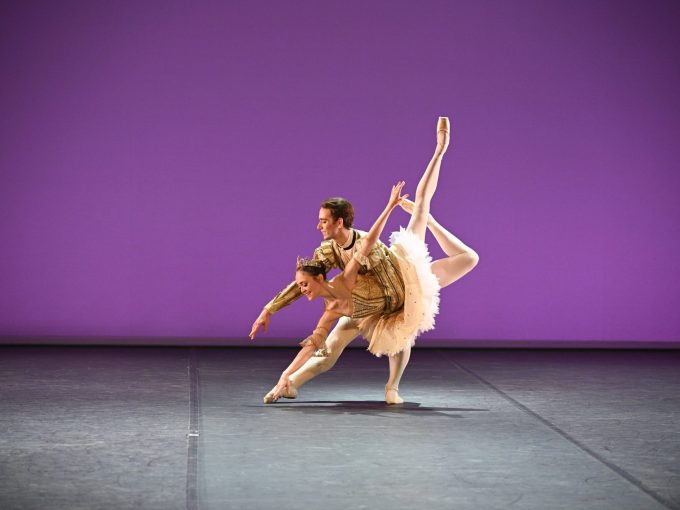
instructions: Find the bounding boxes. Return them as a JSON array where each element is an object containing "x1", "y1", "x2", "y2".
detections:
[{"x1": 295, "y1": 271, "x2": 324, "y2": 300}]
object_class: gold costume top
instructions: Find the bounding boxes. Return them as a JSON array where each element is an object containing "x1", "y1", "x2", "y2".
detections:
[{"x1": 264, "y1": 229, "x2": 405, "y2": 318}]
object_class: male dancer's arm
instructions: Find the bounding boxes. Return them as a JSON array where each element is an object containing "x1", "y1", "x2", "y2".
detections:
[{"x1": 249, "y1": 242, "x2": 338, "y2": 340}]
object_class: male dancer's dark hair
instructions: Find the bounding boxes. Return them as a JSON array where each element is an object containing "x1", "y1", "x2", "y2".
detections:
[{"x1": 320, "y1": 197, "x2": 354, "y2": 228}]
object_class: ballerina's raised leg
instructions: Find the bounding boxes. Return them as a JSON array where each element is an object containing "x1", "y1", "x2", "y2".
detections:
[
  {"x1": 404, "y1": 116, "x2": 450, "y2": 241},
  {"x1": 400, "y1": 197, "x2": 479, "y2": 288}
]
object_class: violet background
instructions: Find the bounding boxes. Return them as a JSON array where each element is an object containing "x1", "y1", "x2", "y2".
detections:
[{"x1": 1, "y1": 0, "x2": 679, "y2": 345}]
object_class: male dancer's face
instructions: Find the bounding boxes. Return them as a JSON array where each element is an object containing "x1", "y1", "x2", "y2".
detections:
[{"x1": 317, "y1": 208, "x2": 344, "y2": 242}]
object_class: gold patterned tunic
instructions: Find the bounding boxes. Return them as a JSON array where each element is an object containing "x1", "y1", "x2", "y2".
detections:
[{"x1": 264, "y1": 229, "x2": 405, "y2": 317}]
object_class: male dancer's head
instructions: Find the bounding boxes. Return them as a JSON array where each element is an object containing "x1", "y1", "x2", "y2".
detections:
[{"x1": 317, "y1": 197, "x2": 353, "y2": 244}]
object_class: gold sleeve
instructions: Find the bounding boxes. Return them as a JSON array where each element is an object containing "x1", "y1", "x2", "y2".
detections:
[
  {"x1": 352, "y1": 236, "x2": 383, "y2": 270},
  {"x1": 313, "y1": 241, "x2": 338, "y2": 272},
  {"x1": 263, "y1": 281, "x2": 301, "y2": 314},
  {"x1": 352, "y1": 250, "x2": 370, "y2": 268},
  {"x1": 263, "y1": 242, "x2": 339, "y2": 314}
]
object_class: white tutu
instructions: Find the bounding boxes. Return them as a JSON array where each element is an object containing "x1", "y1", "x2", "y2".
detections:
[{"x1": 359, "y1": 228, "x2": 441, "y2": 357}]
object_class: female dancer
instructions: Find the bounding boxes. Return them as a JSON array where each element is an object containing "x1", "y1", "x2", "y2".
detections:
[{"x1": 267, "y1": 116, "x2": 479, "y2": 404}]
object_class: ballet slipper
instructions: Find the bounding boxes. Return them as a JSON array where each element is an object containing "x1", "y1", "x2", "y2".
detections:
[
  {"x1": 436, "y1": 116, "x2": 450, "y2": 155},
  {"x1": 385, "y1": 385, "x2": 404, "y2": 405},
  {"x1": 263, "y1": 384, "x2": 299, "y2": 404}
]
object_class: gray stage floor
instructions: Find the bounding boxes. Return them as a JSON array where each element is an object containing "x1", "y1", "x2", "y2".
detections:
[{"x1": 0, "y1": 347, "x2": 679, "y2": 510}]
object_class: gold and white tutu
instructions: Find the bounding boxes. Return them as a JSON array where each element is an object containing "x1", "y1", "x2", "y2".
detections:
[{"x1": 358, "y1": 228, "x2": 441, "y2": 357}]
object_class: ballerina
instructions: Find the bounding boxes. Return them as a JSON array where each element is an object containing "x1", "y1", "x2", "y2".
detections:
[{"x1": 266, "y1": 116, "x2": 479, "y2": 404}]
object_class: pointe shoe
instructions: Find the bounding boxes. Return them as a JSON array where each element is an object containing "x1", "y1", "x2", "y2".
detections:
[
  {"x1": 385, "y1": 385, "x2": 404, "y2": 405},
  {"x1": 263, "y1": 385, "x2": 299, "y2": 404},
  {"x1": 436, "y1": 116, "x2": 450, "y2": 155}
]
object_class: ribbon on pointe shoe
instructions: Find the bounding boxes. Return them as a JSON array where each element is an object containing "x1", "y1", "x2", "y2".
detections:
[{"x1": 385, "y1": 385, "x2": 404, "y2": 405}]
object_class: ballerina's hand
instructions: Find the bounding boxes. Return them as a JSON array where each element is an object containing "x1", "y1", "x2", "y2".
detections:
[
  {"x1": 271, "y1": 374, "x2": 291, "y2": 401},
  {"x1": 388, "y1": 181, "x2": 408, "y2": 210}
]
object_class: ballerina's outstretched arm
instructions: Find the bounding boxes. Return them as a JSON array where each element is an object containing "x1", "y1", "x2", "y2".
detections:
[{"x1": 341, "y1": 181, "x2": 408, "y2": 289}]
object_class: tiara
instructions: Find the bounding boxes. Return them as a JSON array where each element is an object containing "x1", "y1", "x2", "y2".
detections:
[{"x1": 296, "y1": 256, "x2": 325, "y2": 271}]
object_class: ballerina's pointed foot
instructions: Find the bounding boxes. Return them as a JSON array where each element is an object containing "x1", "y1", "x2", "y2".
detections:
[
  {"x1": 436, "y1": 116, "x2": 451, "y2": 155},
  {"x1": 263, "y1": 385, "x2": 299, "y2": 404},
  {"x1": 399, "y1": 197, "x2": 415, "y2": 215},
  {"x1": 385, "y1": 386, "x2": 404, "y2": 405}
]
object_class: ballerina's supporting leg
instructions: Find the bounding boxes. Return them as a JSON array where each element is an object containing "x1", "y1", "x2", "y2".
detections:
[
  {"x1": 406, "y1": 117, "x2": 450, "y2": 242},
  {"x1": 385, "y1": 345, "x2": 411, "y2": 404}
]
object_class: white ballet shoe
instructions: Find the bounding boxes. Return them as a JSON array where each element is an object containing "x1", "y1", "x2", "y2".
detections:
[
  {"x1": 263, "y1": 385, "x2": 299, "y2": 404},
  {"x1": 385, "y1": 385, "x2": 404, "y2": 405}
]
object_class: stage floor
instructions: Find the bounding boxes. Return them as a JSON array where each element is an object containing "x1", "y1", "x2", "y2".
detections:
[{"x1": 1, "y1": 346, "x2": 679, "y2": 510}]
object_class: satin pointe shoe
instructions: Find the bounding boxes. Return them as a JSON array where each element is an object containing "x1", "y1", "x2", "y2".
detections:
[
  {"x1": 385, "y1": 385, "x2": 404, "y2": 405},
  {"x1": 263, "y1": 385, "x2": 299, "y2": 404},
  {"x1": 436, "y1": 116, "x2": 450, "y2": 154}
]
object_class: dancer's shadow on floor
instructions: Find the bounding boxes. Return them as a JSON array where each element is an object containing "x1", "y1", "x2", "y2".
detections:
[{"x1": 257, "y1": 400, "x2": 489, "y2": 419}]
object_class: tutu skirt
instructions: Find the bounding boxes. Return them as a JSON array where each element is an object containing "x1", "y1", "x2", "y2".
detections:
[{"x1": 358, "y1": 228, "x2": 441, "y2": 357}]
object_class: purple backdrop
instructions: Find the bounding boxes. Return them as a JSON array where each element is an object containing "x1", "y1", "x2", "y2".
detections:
[{"x1": 1, "y1": 0, "x2": 679, "y2": 345}]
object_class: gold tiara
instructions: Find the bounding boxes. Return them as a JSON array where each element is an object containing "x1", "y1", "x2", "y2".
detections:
[{"x1": 296, "y1": 256, "x2": 325, "y2": 271}]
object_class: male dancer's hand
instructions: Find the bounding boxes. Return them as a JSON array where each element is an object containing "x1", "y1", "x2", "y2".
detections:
[{"x1": 249, "y1": 308, "x2": 271, "y2": 340}]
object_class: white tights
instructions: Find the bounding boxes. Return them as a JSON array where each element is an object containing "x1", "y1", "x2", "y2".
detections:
[{"x1": 288, "y1": 316, "x2": 412, "y2": 396}]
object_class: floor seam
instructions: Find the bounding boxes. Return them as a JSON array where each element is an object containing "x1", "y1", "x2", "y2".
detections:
[
  {"x1": 186, "y1": 347, "x2": 200, "y2": 510},
  {"x1": 441, "y1": 351, "x2": 677, "y2": 510}
]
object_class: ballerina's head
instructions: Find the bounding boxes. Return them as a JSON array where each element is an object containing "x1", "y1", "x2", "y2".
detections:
[{"x1": 295, "y1": 257, "x2": 327, "y2": 300}]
